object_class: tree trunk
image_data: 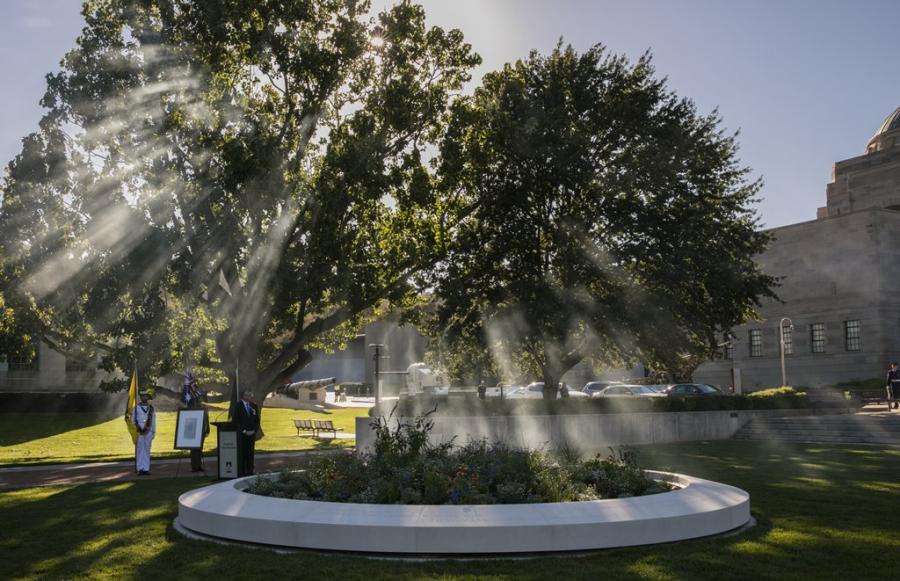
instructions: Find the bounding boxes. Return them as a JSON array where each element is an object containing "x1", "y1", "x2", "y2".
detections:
[{"x1": 541, "y1": 368, "x2": 560, "y2": 400}]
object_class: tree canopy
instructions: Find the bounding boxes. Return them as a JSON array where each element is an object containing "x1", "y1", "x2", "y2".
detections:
[
  {"x1": 0, "y1": 0, "x2": 479, "y2": 394},
  {"x1": 427, "y1": 44, "x2": 776, "y2": 396},
  {"x1": 1, "y1": 4, "x2": 774, "y2": 401}
]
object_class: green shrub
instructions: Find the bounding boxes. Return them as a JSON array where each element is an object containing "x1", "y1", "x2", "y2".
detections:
[
  {"x1": 830, "y1": 378, "x2": 884, "y2": 393},
  {"x1": 247, "y1": 412, "x2": 667, "y2": 505},
  {"x1": 747, "y1": 386, "x2": 804, "y2": 398}
]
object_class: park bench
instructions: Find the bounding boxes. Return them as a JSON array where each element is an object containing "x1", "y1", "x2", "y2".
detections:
[
  {"x1": 313, "y1": 419, "x2": 344, "y2": 438},
  {"x1": 856, "y1": 390, "x2": 895, "y2": 411},
  {"x1": 293, "y1": 418, "x2": 318, "y2": 436}
]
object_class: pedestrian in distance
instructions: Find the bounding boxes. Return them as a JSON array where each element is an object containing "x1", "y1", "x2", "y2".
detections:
[
  {"x1": 886, "y1": 362, "x2": 900, "y2": 410},
  {"x1": 132, "y1": 391, "x2": 156, "y2": 475}
]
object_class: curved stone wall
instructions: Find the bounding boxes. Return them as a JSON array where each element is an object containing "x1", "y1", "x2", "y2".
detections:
[{"x1": 176, "y1": 471, "x2": 751, "y2": 554}]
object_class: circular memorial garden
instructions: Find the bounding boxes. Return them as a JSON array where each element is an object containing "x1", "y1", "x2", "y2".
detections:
[{"x1": 176, "y1": 415, "x2": 751, "y2": 554}]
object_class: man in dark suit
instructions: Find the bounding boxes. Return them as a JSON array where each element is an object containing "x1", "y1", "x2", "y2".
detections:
[{"x1": 233, "y1": 390, "x2": 260, "y2": 475}]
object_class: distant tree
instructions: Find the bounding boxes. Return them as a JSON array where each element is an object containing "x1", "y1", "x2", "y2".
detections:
[
  {"x1": 422, "y1": 320, "x2": 499, "y2": 386},
  {"x1": 0, "y1": 0, "x2": 479, "y2": 399},
  {"x1": 430, "y1": 44, "x2": 776, "y2": 398}
]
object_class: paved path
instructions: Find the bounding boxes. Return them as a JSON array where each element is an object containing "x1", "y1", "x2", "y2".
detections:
[{"x1": 0, "y1": 450, "x2": 342, "y2": 490}]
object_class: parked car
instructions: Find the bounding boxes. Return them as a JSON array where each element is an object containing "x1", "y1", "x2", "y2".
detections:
[
  {"x1": 486, "y1": 384, "x2": 520, "y2": 398},
  {"x1": 593, "y1": 384, "x2": 666, "y2": 398},
  {"x1": 664, "y1": 383, "x2": 724, "y2": 397},
  {"x1": 507, "y1": 382, "x2": 588, "y2": 399},
  {"x1": 581, "y1": 381, "x2": 623, "y2": 396}
]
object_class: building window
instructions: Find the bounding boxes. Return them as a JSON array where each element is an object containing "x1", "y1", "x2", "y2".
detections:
[
  {"x1": 810, "y1": 323, "x2": 826, "y2": 353},
  {"x1": 724, "y1": 335, "x2": 734, "y2": 360},
  {"x1": 65, "y1": 356, "x2": 90, "y2": 373},
  {"x1": 781, "y1": 325, "x2": 793, "y2": 355},
  {"x1": 844, "y1": 320, "x2": 861, "y2": 351},
  {"x1": 749, "y1": 329, "x2": 762, "y2": 357},
  {"x1": 7, "y1": 351, "x2": 38, "y2": 371}
]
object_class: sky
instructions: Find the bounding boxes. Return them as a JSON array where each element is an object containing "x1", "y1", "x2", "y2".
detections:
[{"x1": 1, "y1": 0, "x2": 899, "y2": 229}]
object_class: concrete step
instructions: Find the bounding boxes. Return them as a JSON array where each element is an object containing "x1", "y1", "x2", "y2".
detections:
[
  {"x1": 738, "y1": 423, "x2": 900, "y2": 431},
  {"x1": 736, "y1": 421, "x2": 900, "y2": 429},
  {"x1": 747, "y1": 419, "x2": 900, "y2": 429},
  {"x1": 754, "y1": 414, "x2": 900, "y2": 424},
  {"x1": 733, "y1": 434, "x2": 900, "y2": 445},
  {"x1": 743, "y1": 426, "x2": 900, "y2": 436},
  {"x1": 732, "y1": 413, "x2": 900, "y2": 445},
  {"x1": 753, "y1": 413, "x2": 900, "y2": 424},
  {"x1": 737, "y1": 427, "x2": 900, "y2": 435},
  {"x1": 733, "y1": 428, "x2": 900, "y2": 439}
]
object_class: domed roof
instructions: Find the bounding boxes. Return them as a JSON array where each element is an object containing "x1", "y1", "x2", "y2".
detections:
[
  {"x1": 875, "y1": 107, "x2": 900, "y2": 136},
  {"x1": 866, "y1": 106, "x2": 900, "y2": 153}
]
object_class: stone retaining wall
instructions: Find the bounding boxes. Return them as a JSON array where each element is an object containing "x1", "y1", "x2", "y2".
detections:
[{"x1": 355, "y1": 407, "x2": 855, "y2": 453}]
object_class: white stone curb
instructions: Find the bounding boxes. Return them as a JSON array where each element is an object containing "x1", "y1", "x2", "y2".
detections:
[{"x1": 177, "y1": 470, "x2": 750, "y2": 554}]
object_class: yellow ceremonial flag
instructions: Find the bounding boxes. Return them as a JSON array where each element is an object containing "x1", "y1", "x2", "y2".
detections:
[{"x1": 124, "y1": 369, "x2": 139, "y2": 445}]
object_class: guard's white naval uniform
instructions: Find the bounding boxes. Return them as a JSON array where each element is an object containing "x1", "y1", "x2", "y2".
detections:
[{"x1": 132, "y1": 402, "x2": 156, "y2": 473}]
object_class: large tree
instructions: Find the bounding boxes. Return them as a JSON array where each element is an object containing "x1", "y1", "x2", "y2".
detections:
[
  {"x1": 429, "y1": 44, "x2": 776, "y2": 397},
  {"x1": 0, "y1": 0, "x2": 479, "y2": 398}
]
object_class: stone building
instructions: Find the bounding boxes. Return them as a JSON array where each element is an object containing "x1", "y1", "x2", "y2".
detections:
[
  {"x1": 695, "y1": 107, "x2": 900, "y2": 391},
  {"x1": 0, "y1": 338, "x2": 116, "y2": 395},
  {"x1": 0, "y1": 318, "x2": 426, "y2": 398},
  {"x1": 288, "y1": 317, "x2": 428, "y2": 395}
]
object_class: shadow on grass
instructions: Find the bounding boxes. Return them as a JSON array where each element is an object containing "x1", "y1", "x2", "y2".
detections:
[
  {"x1": 0, "y1": 412, "x2": 120, "y2": 447},
  {"x1": 3, "y1": 441, "x2": 900, "y2": 580}
]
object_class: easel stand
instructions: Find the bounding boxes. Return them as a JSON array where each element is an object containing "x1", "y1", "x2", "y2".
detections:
[{"x1": 174, "y1": 449, "x2": 190, "y2": 479}]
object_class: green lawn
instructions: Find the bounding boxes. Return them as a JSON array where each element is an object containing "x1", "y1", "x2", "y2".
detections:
[
  {"x1": 2, "y1": 440, "x2": 898, "y2": 580},
  {"x1": 0, "y1": 406, "x2": 364, "y2": 465}
]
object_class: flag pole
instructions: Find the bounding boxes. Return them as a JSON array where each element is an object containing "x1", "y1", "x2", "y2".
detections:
[
  {"x1": 124, "y1": 360, "x2": 139, "y2": 446},
  {"x1": 228, "y1": 354, "x2": 240, "y2": 421}
]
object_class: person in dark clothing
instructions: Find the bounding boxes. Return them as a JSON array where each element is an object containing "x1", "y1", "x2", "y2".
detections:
[
  {"x1": 886, "y1": 362, "x2": 900, "y2": 410},
  {"x1": 185, "y1": 389, "x2": 210, "y2": 472},
  {"x1": 233, "y1": 390, "x2": 261, "y2": 475}
]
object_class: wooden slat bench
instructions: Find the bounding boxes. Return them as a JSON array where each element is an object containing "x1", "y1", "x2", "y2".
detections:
[
  {"x1": 857, "y1": 390, "x2": 896, "y2": 411},
  {"x1": 313, "y1": 419, "x2": 344, "y2": 438},
  {"x1": 293, "y1": 418, "x2": 318, "y2": 436}
]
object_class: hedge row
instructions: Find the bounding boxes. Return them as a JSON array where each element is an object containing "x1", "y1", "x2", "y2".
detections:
[{"x1": 370, "y1": 392, "x2": 856, "y2": 418}]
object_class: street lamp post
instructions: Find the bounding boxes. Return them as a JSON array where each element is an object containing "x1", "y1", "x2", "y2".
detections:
[
  {"x1": 779, "y1": 317, "x2": 793, "y2": 387},
  {"x1": 369, "y1": 343, "x2": 385, "y2": 405}
]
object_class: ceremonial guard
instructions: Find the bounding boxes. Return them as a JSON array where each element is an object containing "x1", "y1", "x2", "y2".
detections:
[{"x1": 132, "y1": 391, "x2": 156, "y2": 475}]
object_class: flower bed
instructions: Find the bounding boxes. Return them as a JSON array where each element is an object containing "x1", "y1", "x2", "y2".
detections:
[{"x1": 248, "y1": 414, "x2": 671, "y2": 504}]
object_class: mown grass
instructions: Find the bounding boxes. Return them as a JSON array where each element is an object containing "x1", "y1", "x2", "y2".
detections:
[
  {"x1": 0, "y1": 406, "x2": 364, "y2": 465},
  {"x1": 1, "y1": 440, "x2": 898, "y2": 580}
]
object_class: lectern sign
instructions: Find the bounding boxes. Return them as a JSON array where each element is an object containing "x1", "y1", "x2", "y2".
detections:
[
  {"x1": 212, "y1": 421, "x2": 239, "y2": 479},
  {"x1": 218, "y1": 431, "x2": 238, "y2": 478}
]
